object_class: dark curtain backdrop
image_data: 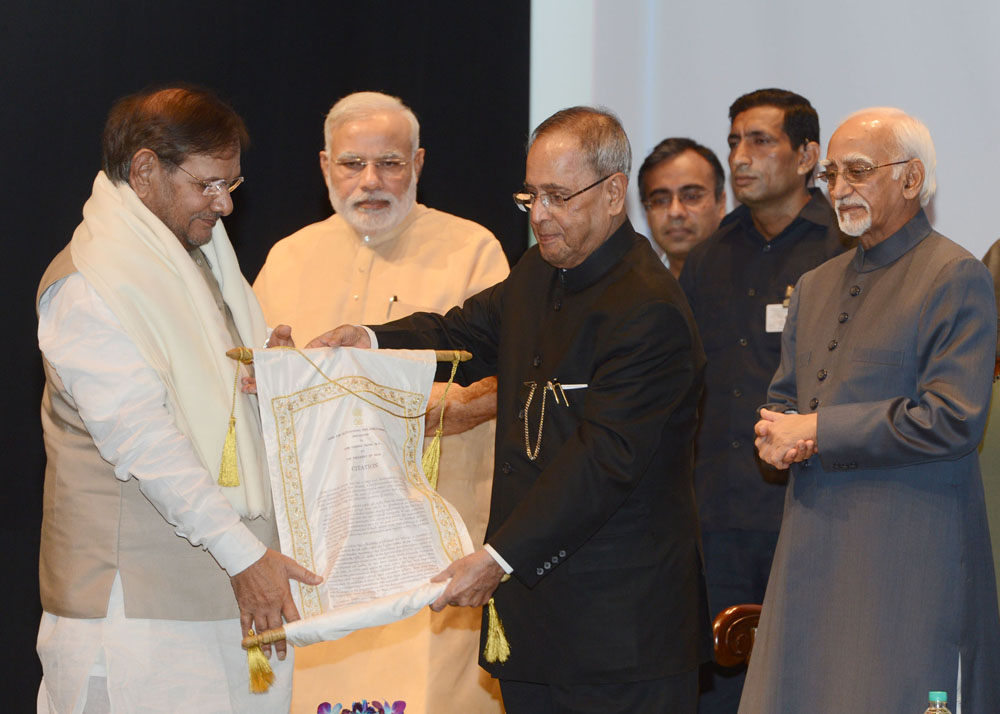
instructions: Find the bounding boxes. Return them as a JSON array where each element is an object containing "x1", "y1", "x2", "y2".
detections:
[{"x1": 2, "y1": 2, "x2": 529, "y2": 707}]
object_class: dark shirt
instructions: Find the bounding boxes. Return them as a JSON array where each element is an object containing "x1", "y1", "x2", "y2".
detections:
[{"x1": 680, "y1": 188, "x2": 849, "y2": 533}]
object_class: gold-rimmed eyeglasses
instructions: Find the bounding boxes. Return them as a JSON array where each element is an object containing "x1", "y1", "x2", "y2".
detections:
[
  {"x1": 513, "y1": 174, "x2": 612, "y2": 213},
  {"x1": 333, "y1": 157, "x2": 412, "y2": 179},
  {"x1": 163, "y1": 158, "x2": 244, "y2": 196},
  {"x1": 816, "y1": 159, "x2": 912, "y2": 187}
]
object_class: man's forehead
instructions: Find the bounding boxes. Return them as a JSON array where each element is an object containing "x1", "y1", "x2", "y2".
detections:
[
  {"x1": 730, "y1": 105, "x2": 787, "y2": 136},
  {"x1": 647, "y1": 151, "x2": 715, "y2": 188},
  {"x1": 330, "y1": 112, "x2": 412, "y2": 154},
  {"x1": 182, "y1": 151, "x2": 241, "y2": 177},
  {"x1": 524, "y1": 131, "x2": 588, "y2": 187}
]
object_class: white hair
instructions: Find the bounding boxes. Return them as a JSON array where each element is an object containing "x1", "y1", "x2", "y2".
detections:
[
  {"x1": 323, "y1": 91, "x2": 420, "y2": 155},
  {"x1": 841, "y1": 107, "x2": 937, "y2": 206}
]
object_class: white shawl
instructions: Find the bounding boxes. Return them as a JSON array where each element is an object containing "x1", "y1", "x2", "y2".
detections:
[{"x1": 70, "y1": 172, "x2": 270, "y2": 517}]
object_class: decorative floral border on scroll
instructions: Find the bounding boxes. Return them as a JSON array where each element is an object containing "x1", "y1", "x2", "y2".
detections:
[{"x1": 269, "y1": 375, "x2": 465, "y2": 618}]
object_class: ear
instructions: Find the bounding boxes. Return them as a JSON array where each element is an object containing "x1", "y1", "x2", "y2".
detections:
[
  {"x1": 412, "y1": 147, "x2": 426, "y2": 180},
  {"x1": 796, "y1": 141, "x2": 821, "y2": 176},
  {"x1": 716, "y1": 190, "x2": 728, "y2": 222},
  {"x1": 901, "y1": 159, "x2": 925, "y2": 201},
  {"x1": 129, "y1": 148, "x2": 159, "y2": 198},
  {"x1": 605, "y1": 172, "x2": 628, "y2": 215}
]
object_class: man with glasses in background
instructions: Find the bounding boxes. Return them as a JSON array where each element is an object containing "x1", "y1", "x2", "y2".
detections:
[
  {"x1": 638, "y1": 137, "x2": 726, "y2": 279},
  {"x1": 748, "y1": 107, "x2": 1000, "y2": 713},
  {"x1": 303, "y1": 106, "x2": 711, "y2": 714},
  {"x1": 253, "y1": 91, "x2": 508, "y2": 713},
  {"x1": 35, "y1": 86, "x2": 322, "y2": 713},
  {"x1": 678, "y1": 89, "x2": 849, "y2": 714}
]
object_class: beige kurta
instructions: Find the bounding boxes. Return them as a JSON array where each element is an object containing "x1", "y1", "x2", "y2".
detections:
[{"x1": 254, "y1": 203, "x2": 509, "y2": 712}]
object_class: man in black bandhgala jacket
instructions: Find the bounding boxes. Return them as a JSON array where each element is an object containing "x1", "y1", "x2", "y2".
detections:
[{"x1": 304, "y1": 107, "x2": 711, "y2": 714}]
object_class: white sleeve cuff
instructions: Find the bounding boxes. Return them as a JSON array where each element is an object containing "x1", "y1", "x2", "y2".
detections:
[
  {"x1": 361, "y1": 325, "x2": 378, "y2": 349},
  {"x1": 483, "y1": 543, "x2": 513, "y2": 574},
  {"x1": 210, "y1": 522, "x2": 268, "y2": 576}
]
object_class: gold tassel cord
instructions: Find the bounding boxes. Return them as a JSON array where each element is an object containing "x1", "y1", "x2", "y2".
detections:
[
  {"x1": 245, "y1": 630, "x2": 275, "y2": 693},
  {"x1": 421, "y1": 356, "x2": 460, "y2": 489},
  {"x1": 483, "y1": 597, "x2": 511, "y2": 663},
  {"x1": 218, "y1": 361, "x2": 242, "y2": 487}
]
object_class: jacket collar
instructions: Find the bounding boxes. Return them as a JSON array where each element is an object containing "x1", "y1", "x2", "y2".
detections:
[
  {"x1": 851, "y1": 209, "x2": 931, "y2": 273},
  {"x1": 555, "y1": 219, "x2": 635, "y2": 293}
]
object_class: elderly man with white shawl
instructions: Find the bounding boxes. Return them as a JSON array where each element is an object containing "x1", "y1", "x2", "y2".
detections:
[{"x1": 34, "y1": 86, "x2": 321, "y2": 714}]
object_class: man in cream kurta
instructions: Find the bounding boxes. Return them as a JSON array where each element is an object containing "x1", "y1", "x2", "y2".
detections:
[
  {"x1": 36, "y1": 87, "x2": 322, "y2": 714},
  {"x1": 253, "y1": 91, "x2": 509, "y2": 712}
]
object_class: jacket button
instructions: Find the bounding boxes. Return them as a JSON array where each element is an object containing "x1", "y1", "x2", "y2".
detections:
[
  {"x1": 732, "y1": 388, "x2": 742, "y2": 398},
  {"x1": 838, "y1": 312, "x2": 849, "y2": 323},
  {"x1": 554, "y1": 299, "x2": 562, "y2": 310},
  {"x1": 738, "y1": 337, "x2": 748, "y2": 347},
  {"x1": 850, "y1": 285, "x2": 862, "y2": 296},
  {"x1": 532, "y1": 355, "x2": 541, "y2": 367},
  {"x1": 731, "y1": 440, "x2": 740, "y2": 449},
  {"x1": 817, "y1": 369, "x2": 828, "y2": 381},
  {"x1": 747, "y1": 288, "x2": 756, "y2": 296},
  {"x1": 559, "y1": 550, "x2": 566, "y2": 557},
  {"x1": 551, "y1": 556, "x2": 559, "y2": 563},
  {"x1": 828, "y1": 340, "x2": 838, "y2": 351},
  {"x1": 536, "y1": 567, "x2": 544, "y2": 576},
  {"x1": 543, "y1": 561, "x2": 551, "y2": 570},
  {"x1": 501, "y1": 462, "x2": 512, "y2": 474},
  {"x1": 809, "y1": 397, "x2": 820, "y2": 409}
]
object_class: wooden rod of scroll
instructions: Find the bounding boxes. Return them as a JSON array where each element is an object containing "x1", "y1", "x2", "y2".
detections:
[{"x1": 225, "y1": 347, "x2": 473, "y2": 364}]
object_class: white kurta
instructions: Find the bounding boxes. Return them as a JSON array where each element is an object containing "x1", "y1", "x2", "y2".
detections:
[
  {"x1": 253, "y1": 203, "x2": 509, "y2": 712},
  {"x1": 37, "y1": 274, "x2": 289, "y2": 714}
]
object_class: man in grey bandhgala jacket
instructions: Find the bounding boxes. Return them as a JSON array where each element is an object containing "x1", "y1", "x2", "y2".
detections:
[{"x1": 747, "y1": 107, "x2": 1000, "y2": 713}]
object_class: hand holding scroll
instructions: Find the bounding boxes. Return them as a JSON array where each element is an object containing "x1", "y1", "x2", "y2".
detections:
[
  {"x1": 429, "y1": 549, "x2": 505, "y2": 611},
  {"x1": 306, "y1": 324, "x2": 372, "y2": 350},
  {"x1": 230, "y1": 548, "x2": 323, "y2": 660}
]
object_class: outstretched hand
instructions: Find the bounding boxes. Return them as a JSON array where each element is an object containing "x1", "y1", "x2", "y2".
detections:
[
  {"x1": 305, "y1": 324, "x2": 372, "y2": 349},
  {"x1": 230, "y1": 548, "x2": 323, "y2": 660}
]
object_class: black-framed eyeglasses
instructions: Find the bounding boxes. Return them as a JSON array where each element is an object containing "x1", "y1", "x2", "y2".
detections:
[
  {"x1": 333, "y1": 157, "x2": 412, "y2": 179},
  {"x1": 816, "y1": 159, "x2": 912, "y2": 187},
  {"x1": 162, "y1": 158, "x2": 244, "y2": 196},
  {"x1": 642, "y1": 187, "x2": 713, "y2": 211},
  {"x1": 513, "y1": 174, "x2": 613, "y2": 213}
]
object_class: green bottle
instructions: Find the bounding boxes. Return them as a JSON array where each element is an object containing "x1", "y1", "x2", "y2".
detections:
[{"x1": 923, "y1": 691, "x2": 952, "y2": 714}]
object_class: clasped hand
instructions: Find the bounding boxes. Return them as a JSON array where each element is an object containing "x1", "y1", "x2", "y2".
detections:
[{"x1": 754, "y1": 409, "x2": 819, "y2": 469}]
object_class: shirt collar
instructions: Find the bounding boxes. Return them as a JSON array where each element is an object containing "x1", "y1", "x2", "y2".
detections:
[
  {"x1": 342, "y1": 202, "x2": 423, "y2": 247},
  {"x1": 555, "y1": 219, "x2": 635, "y2": 293},
  {"x1": 723, "y1": 188, "x2": 835, "y2": 244},
  {"x1": 851, "y1": 209, "x2": 931, "y2": 273}
]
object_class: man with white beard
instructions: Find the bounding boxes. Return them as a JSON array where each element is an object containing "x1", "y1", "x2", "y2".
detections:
[
  {"x1": 746, "y1": 107, "x2": 1000, "y2": 713},
  {"x1": 253, "y1": 91, "x2": 508, "y2": 713}
]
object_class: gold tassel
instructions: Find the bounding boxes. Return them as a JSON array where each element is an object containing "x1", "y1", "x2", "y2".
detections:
[
  {"x1": 483, "y1": 597, "x2": 510, "y2": 663},
  {"x1": 218, "y1": 358, "x2": 241, "y2": 487},
  {"x1": 246, "y1": 630, "x2": 275, "y2": 693},
  {"x1": 422, "y1": 426, "x2": 443, "y2": 489},
  {"x1": 422, "y1": 356, "x2": 460, "y2": 490}
]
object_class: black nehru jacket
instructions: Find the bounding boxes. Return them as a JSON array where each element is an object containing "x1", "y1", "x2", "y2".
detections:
[{"x1": 373, "y1": 219, "x2": 712, "y2": 684}]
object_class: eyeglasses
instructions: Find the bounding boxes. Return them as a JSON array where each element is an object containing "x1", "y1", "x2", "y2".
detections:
[
  {"x1": 333, "y1": 157, "x2": 411, "y2": 179},
  {"x1": 513, "y1": 174, "x2": 613, "y2": 213},
  {"x1": 642, "y1": 188, "x2": 713, "y2": 211},
  {"x1": 816, "y1": 159, "x2": 912, "y2": 187},
  {"x1": 164, "y1": 159, "x2": 244, "y2": 196}
]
